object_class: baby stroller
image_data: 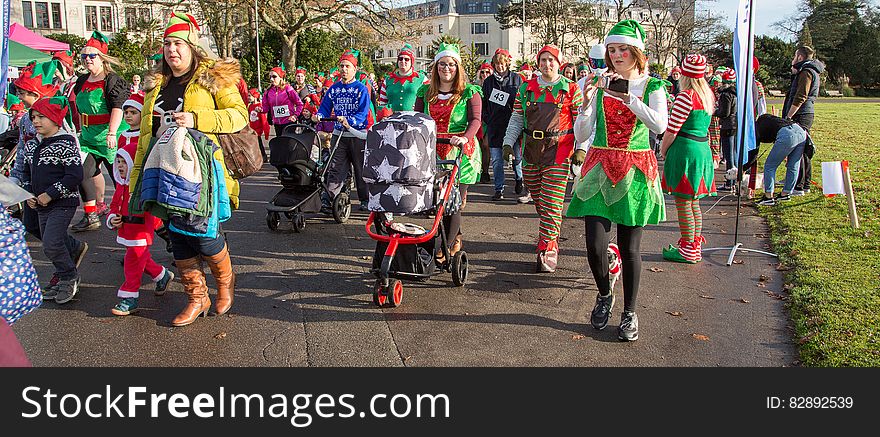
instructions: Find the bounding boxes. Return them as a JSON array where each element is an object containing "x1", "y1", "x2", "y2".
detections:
[
  {"x1": 363, "y1": 112, "x2": 468, "y2": 307},
  {"x1": 265, "y1": 121, "x2": 350, "y2": 232}
]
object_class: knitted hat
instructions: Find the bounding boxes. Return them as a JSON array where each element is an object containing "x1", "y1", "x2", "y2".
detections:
[
  {"x1": 479, "y1": 61, "x2": 493, "y2": 71},
  {"x1": 270, "y1": 67, "x2": 285, "y2": 79},
  {"x1": 295, "y1": 67, "x2": 307, "y2": 77},
  {"x1": 85, "y1": 30, "x2": 109, "y2": 54},
  {"x1": 519, "y1": 63, "x2": 532, "y2": 71},
  {"x1": 29, "y1": 96, "x2": 69, "y2": 128},
  {"x1": 52, "y1": 50, "x2": 74, "y2": 69},
  {"x1": 398, "y1": 44, "x2": 416, "y2": 65},
  {"x1": 671, "y1": 66, "x2": 682, "y2": 74},
  {"x1": 605, "y1": 20, "x2": 647, "y2": 51},
  {"x1": 13, "y1": 61, "x2": 59, "y2": 98},
  {"x1": 753, "y1": 56, "x2": 760, "y2": 72},
  {"x1": 494, "y1": 48, "x2": 511, "y2": 59},
  {"x1": 681, "y1": 54, "x2": 707, "y2": 79},
  {"x1": 113, "y1": 136, "x2": 137, "y2": 185},
  {"x1": 123, "y1": 92, "x2": 144, "y2": 112},
  {"x1": 249, "y1": 88, "x2": 260, "y2": 98},
  {"x1": 164, "y1": 12, "x2": 201, "y2": 47},
  {"x1": 434, "y1": 42, "x2": 462, "y2": 64},
  {"x1": 5, "y1": 93, "x2": 24, "y2": 112},
  {"x1": 721, "y1": 69, "x2": 736, "y2": 83},
  {"x1": 340, "y1": 49, "x2": 359, "y2": 67},
  {"x1": 537, "y1": 44, "x2": 563, "y2": 65}
]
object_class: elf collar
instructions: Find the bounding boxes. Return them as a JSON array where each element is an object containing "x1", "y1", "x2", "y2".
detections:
[
  {"x1": 390, "y1": 70, "x2": 419, "y2": 84},
  {"x1": 526, "y1": 75, "x2": 569, "y2": 97}
]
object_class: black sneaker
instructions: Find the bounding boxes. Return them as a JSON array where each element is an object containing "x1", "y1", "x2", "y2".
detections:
[
  {"x1": 776, "y1": 193, "x2": 792, "y2": 202},
  {"x1": 514, "y1": 179, "x2": 524, "y2": 195},
  {"x1": 54, "y1": 277, "x2": 80, "y2": 304},
  {"x1": 590, "y1": 293, "x2": 614, "y2": 330},
  {"x1": 756, "y1": 196, "x2": 777, "y2": 206},
  {"x1": 618, "y1": 311, "x2": 639, "y2": 341},
  {"x1": 155, "y1": 269, "x2": 174, "y2": 296},
  {"x1": 492, "y1": 191, "x2": 503, "y2": 201},
  {"x1": 73, "y1": 241, "x2": 89, "y2": 268},
  {"x1": 42, "y1": 276, "x2": 60, "y2": 300},
  {"x1": 71, "y1": 212, "x2": 100, "y2": 232}
]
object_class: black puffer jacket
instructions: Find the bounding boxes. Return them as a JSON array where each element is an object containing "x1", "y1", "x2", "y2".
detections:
[{"x1": 714, "y1": 86, "x2": 737, "y2": 134}]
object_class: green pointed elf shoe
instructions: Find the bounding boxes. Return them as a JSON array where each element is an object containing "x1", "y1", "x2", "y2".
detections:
[{"x1": 663, "y1": 239, "x2": 699, "y2": 264}]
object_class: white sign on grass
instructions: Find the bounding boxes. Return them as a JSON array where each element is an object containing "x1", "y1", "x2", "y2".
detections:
[{"x1": 821, "y1": 161, "x2": 845, "y2": 195}]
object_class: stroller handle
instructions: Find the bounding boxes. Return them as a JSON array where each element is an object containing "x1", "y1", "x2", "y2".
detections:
[
  {"x1": 318, "y1": 116, "x2": 338, "y2": 122},
  {"x1": 436, "y1": 137, "x2": 451, "y2": 144}
]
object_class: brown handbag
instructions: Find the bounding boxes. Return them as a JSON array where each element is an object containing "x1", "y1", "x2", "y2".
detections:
[{"x1": 216, "y1": 124, "x2": 264, "y2": 179}]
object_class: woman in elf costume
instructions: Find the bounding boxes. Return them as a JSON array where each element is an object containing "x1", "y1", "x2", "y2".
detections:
[
  {"x1": 568, "y1": 20, "x2": 669, "y2": 342},
  {"x1": 414, "y1": 43, "x2": 483, "y2": 259},
  {"x1": 502, "y1": 44, "x2": 583, "y2": 273},
  {"x1": 71, "y1": 31, "x2": 130, "y2": 232},
  {"x1": 660, "y1": 54, "x2": 716, "y2": 264},
  {"x1": 377, "y1": 44, "x2": 428, "y2": 119}
]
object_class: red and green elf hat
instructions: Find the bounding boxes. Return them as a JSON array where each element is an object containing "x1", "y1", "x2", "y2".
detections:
[
  {"x1": 13, "y1": 61, "x2": 59, "y2": 98},
  {"x1": 85, "y1": 31, "x2": 110, "y2": 54},
  {"x1": 398, "y1": 44, "x2": 416, "y2": 64},
  {"x1": 164, "y1": 12, "x2": 201, "y2": 46},
  {"x1": 537, "y1": 44, "x2": 564, "y2": 65},
  {"x1": 52, "y1": 50, "x2": 75, "y2": 69},
  {"x1": 295, "y1": 66, "x2": 307, "y2": 76},
  {"x1": 340, "y1": 49, "x2": 359, "y2": 67},
  {"x1": 149, "y1": 47, "x2": 163, "y2": 61},
  {"x1": 6, "y1": 93, "x2": 24, "y2": 112},
  {"x1": 30, "y1": 95, "x2": 70, "y2": 128}
]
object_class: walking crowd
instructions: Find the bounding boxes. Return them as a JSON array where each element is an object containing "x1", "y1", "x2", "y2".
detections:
[{"x1": 1, "y1": 13, "x2": 821, "y2": 346}]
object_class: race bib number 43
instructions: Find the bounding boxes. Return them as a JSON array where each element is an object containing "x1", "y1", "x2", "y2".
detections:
[
  {"x1": 489, "y1": 88, "x2": 510, "y2": 106},
  {"x1": 273, "y1": 105, "x2": 291, "y2": 118}
]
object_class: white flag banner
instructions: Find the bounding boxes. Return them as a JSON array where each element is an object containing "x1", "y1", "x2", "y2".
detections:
[
  {"x1": 733, "y1": 0, "x2": 757, "y2": 166},
  {"x1": 821, "y1": 161, "x2": 846, "y2": 195}
]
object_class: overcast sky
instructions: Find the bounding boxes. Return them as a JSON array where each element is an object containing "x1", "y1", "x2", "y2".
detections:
[{"x1": 713, "y1": 0, "x2": 800, "y2": 38}]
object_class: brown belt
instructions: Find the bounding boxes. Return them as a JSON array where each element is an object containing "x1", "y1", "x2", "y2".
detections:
[{"x1": 525, "y1": 128, "x2": 574, "y2": 140}]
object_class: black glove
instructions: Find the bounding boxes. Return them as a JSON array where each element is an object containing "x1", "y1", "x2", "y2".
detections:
[{"x1": 502, "y1": 144, "x2": 514, "y2": 162}]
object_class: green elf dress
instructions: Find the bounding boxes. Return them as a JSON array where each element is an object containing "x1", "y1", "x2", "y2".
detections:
[
  {"x1": 379, "y1": 70, "x2": 427, "y2": 113},
  {"x1": 567, "y1": 76, "x2": 668, "y2": 226},
  {"x1": 75, "y1": 75, "x2": 128, "y2": 163},
  {"x1": 661, "y1": 89, "x2": 716, "y2": 199},
  {"x1": 416, "y1": 83, "x2": 484, "y2": 184}
]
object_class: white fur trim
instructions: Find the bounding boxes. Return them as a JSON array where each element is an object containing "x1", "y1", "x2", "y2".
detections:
[
  {"x1": 117, "y1": 235, "x2": 148, "y2": 247},
  {"x1": 106, "y1": 214, "x2": 118, "y2": 230},
  {"x1": 117, "y1": 289, "x2": 139, "y2": 298},
  {"x1": 113, "y1": 148, "x2": 134, "y2": 185},
  {"x1": 604, "y1": 35, "x2": 644, "y2": 50},
  {"x1": 589, "y1": 44, "x2": 606, "y2": 59},
  {"x1": 151, "y1": 267, "x2": 167, "y2": 283},
  {"x1": 434, "y1": 50, "x2": 461, "y2": 64},
  {"x1": 123, "y1": 99, "x2": 143, "y2": 112}
]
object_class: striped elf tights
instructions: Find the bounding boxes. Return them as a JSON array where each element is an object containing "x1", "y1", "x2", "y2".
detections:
[
  {"x1": 522, "y1": 163, "x2": 569, "y2": 251},
  {"x1": 674, "y1": 197, "x2": 703, "y2": 261}
]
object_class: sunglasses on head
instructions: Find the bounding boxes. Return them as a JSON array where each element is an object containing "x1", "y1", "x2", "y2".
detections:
[{"x1": 81, "y1": 53, "x2": 99, "y2": 60}]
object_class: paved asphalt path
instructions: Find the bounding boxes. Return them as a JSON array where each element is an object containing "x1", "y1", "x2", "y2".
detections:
[{"x1": 13, "y1": 163, "x2": 798, "y2": 367}]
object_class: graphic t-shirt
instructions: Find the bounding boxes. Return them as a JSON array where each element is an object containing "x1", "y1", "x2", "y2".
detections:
[{"x1": 152, "y1": 75, "x2": 187, "y2": 137}]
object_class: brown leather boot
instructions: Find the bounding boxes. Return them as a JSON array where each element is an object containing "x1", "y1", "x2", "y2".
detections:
[
  {"x1": 172, "y1": 257, "x2": 211, "y2": 327},
  {"x1": 203, "y1": 244, "x2": 234, "y2": 316}
]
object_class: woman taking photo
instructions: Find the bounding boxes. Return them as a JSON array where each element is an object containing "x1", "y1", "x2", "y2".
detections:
[
  {"x1": 568, "y1": 20, "x2": 669, "y2": 341},
  {"x1": 502, "y1": 44, "x2": 582, "y2": 273},
  {"x1": 659, "y1": 54, "x2": 716, "y2": 264},
  {"x1": 260, "y1": 67, "x2": 303, "y2": 137},
  {"x1": 71, "y1": 31, "x2": 130, "y2": 232},
  {"x1": 414, "y1": 43, "x2": 483, "y2": 261},
  {"x1": 128, "y1": 12, "x2": 248, "y2": 326}
]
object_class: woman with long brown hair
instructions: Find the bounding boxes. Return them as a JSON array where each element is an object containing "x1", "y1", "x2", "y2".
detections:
[
  {"x1": 414, "y1": 42, "x2": 483, "y2": 261},
  {"x1": 128, "y1": 12, "x2": 247, "y2": 326}
]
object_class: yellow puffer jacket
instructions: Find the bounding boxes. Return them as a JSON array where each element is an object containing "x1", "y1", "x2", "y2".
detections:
[{"x1": 129, "y1": 58, "x2": 248, "y2": 210}]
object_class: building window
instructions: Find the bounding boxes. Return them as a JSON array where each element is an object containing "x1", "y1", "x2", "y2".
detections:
[
  {"x1": 85, "y1": 6, "x2": 98, "y2": 31},
  {"x1": 22, "y1": 1, "x2": 34, "y2": 28},
  {"x1": 407, "y1": 10, "x2": 414, "y2": 19},
  {"x1": 417, "y1": 46, "x2": 423, "y2": 58},
  {"x1": 125, "y1": 7, "x2": 137, "y2": 29},
  {"x1": 467, "y1": 2, "x2": 476, "y2": 13},
  {"x1": 427, "y1": 25, "x2": 433, "y2": 35},
  {"x1": 474, "y1": 43, "x2": 489, "y2": 57},
  {"x1": 100, "y1": 6, "x2": 113, "y2": 32},
  {"x1": 34, "y1": 2, "x2": 50, "y2": 28},
  {"x1": 439, "y1": 23, "x2": 443, "y2": 34},
  {"x1": 531, "y1": 43, "x2": 540, "y2": 54},
  {"x1": 51, "y1": 3, "x2": 62, "y2": 29},
  {"x1": 471, "y1": 22, "x2": 488, "y2": 34},
  {"x1": 482, "y1": 2, "x2": 491, "y2": 13}
]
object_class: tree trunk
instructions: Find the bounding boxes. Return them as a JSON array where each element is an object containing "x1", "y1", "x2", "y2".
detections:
[{"x1": 283, "y1": 33, "x2": 299, "y2": 71}]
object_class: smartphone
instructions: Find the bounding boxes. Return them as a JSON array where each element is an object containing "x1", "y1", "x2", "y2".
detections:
[{"x1": 607, "y1": 78, "x2": 629, "y2": 94}]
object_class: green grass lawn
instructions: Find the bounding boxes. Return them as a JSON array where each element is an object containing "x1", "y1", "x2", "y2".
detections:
[{"x1": 761, "y1": 103, "x2": 880, "y2": 366}]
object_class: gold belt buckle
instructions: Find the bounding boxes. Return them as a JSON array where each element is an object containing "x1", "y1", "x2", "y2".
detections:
[
  {"x1": 532, "y1": 130, "x2": 545, "y2": 140},
  {"x1": 80, "y1": 114, "x2": 87, "y2": 127}
]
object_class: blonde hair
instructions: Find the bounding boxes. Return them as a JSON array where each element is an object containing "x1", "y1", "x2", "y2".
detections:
[
  {"x1": 424, "y1": 58, "x2": 469, "y2": 107},
  {"x1": 81, "y1": 46, "x2": 123, "y2": 76},
  {"x1": 605, "y1": 45, "x2": 647, "y2": 75},
  {"x1": 679, "y1": 75, "x2": 715, "y2": 114}
]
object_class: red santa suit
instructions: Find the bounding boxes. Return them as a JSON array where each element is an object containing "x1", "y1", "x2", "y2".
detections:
[{"x1": 108, "y1": 134, "x2": 167, "y2": 298}]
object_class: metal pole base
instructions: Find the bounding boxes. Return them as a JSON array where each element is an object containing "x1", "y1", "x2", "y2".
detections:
[{"x1": 702, "y1": 243, "x2": 778, "y2": 266}]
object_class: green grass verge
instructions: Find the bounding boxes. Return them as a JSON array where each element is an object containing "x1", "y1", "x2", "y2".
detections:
[{"x1": 760, "y1": 103, "x2": 880, "y2": 366}]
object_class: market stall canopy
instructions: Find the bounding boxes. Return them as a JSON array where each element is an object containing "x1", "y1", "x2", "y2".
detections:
[
  {"x1": 8, "y1": 22, "x2": 70, "y2": 52},
  {"x1": 7, "y1": 40, "x2": 52, "y2": 67}
]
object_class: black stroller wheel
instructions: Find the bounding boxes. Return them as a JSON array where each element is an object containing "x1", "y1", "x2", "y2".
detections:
[
  {"x1": 332, "y1": 192, "x2": 351, "y2": 223},
  {"x1": 451, "y1": 251, "x2": 468, "y2": 287},
  {"x1": 266, "y1": 211, "x2": 281, "y2": 231},
  {"x1": 292, "y1": 213, "x2": 306, "y2": 233}
]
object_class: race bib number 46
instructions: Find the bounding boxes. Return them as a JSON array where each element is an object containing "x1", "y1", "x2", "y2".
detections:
[
  {"x1": 489, "y1": 88, "x2": 510, "y2": 106},
  {"x1": 273, "y1": 105, "x2": 291, "y2": 118}
]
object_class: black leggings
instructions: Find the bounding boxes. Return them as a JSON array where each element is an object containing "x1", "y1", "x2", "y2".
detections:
[
  {"x1": 79, "y1": 153, "x2": 112, "y2": 202},
  {"x1": 584, "y1": 216, "x2": 643, "y2": 313}
]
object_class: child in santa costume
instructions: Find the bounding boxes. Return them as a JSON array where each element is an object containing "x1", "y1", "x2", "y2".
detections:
[
  {"x1": 107, "y1": 93, "x2": 174, "y2": 315},
  {"x1": 568, "y1": 20, "x2": 669, "y2": 341},
  {"x1": 248, "y1": 89, "x2": 270, "y2": 160},
  {"x1": 660, "y1": 54, "x2": 716, "y2": 264},
  {"x1": 502, "y1": 44, "x2": 583, "y2": 273}
]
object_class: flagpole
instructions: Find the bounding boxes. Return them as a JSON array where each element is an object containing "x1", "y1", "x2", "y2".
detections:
[
  {"x1": 701, "y1": 0, "x2": 777, "y2": 265},
  {"x1": 255, "y1": 0, "x2": 262, "y2": 92}
]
